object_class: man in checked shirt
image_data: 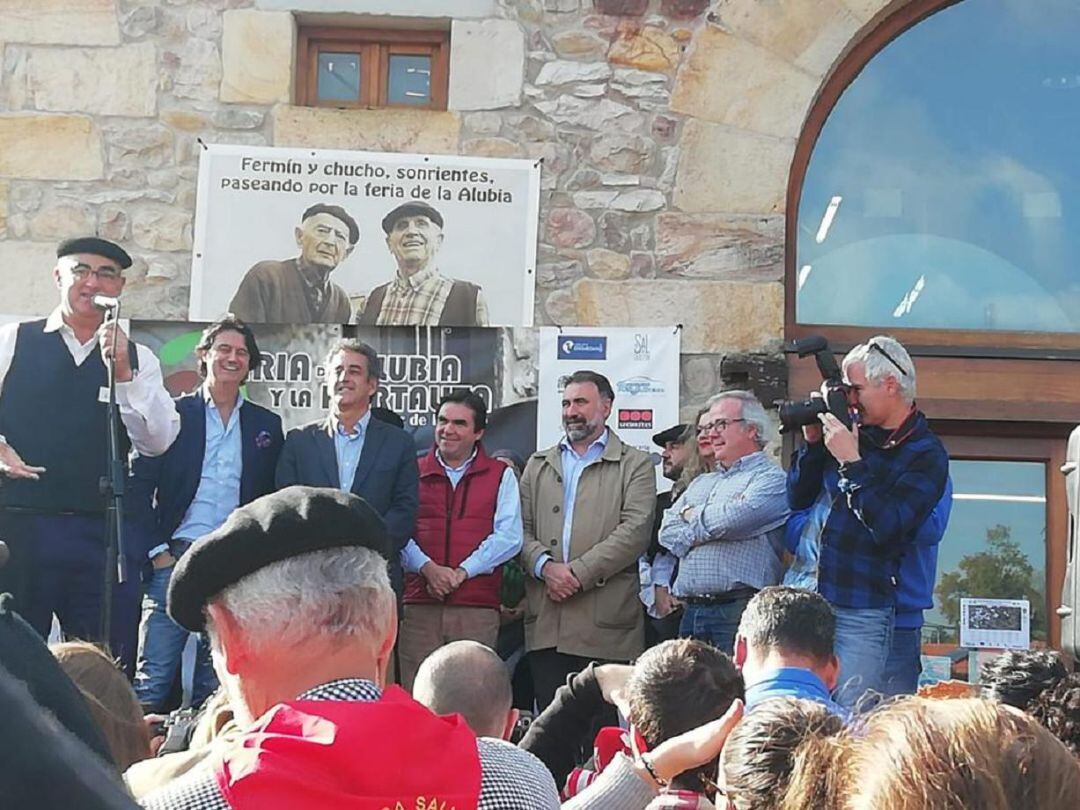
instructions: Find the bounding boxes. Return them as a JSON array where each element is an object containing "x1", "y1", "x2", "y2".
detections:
[
  {"x1": 787, "y1": 335, "x2": 948, "y2": 710},
  {"x1": 659, "y1": 390, "x2": 789, "y2": 657}
]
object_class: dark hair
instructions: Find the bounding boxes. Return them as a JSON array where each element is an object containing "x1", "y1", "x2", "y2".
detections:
[
  {"x1": 627, "y1": 639, "x2": 743, "y2": 795},
  {"x1": 436, "y1": 389, "x2": 487, "y2": 432},
  {"x1": 301, "y1": 203, "x2": 360, "y2": 245},
  {"x1": 978, "y1": 649, "x2": 1067, "y2": 709},
  {"x1": 721, "y1": 697, "x2": 844, "y2": 810},
  {"x1": 563, "y1": 370, "x2": 614, "y2": 403},
  {"x1": 1024, "y1": 671, "x2": 1080, "y2": 756},
  {"x1": 196, "y1": 316, "x2": 260, "y2": 380},
  {"x1": 325, "y1": 339, "x2": 381, "y2": 381},
  {"x1": 738, "y1": 587, "x2": 835, "y2": 665}
]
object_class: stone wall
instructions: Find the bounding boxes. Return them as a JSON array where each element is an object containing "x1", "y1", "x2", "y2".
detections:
[{"x1": 0, "y1": 0, "x2": 904, "y2": 417}]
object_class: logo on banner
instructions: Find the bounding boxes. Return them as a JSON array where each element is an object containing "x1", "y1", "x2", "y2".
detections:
[
  {"x1": 619, "y1": 409, "x2": 654, "y2": 429},
  {"x1": 558, "y1": 336, "x2": 607, "y2": 360},
  {"x1": 633, "y1": 333, "x2": 651, "y2": 361},
  {"x1": 616, "y1": 376, "x2": 665, "y2": 396}
]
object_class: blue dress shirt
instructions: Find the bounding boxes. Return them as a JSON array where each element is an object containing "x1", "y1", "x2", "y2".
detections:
[
  {"x1": 744, "y1": 667, "x2": 848, "y2": 719},
  {"x1": 172, "y1": 389, "x2": 243, "y2": 543},
  {"x1": 333, "y1": 410, "x2": 371, "y2": 492}
]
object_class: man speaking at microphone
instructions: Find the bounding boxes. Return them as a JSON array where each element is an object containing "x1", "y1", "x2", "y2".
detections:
[{"x1": 0, "y1": 237, "x2": 179, "y2": 672}]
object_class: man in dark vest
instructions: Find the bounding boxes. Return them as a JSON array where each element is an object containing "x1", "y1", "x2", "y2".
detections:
[
  {"x1": 228, "y1": 203, "x2": 358, "y2": 324},
  {"x1": 398, "y1": 390, "x2": 522, "y2": 690},
  {"x1": 0, "y1": 237, "x2": 179, "y2": 672},
  {"x1": 357, "y1": 202, "x2": 489, "y2": 327}
]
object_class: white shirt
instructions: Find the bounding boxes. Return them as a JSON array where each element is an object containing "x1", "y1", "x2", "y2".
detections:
[{"x1": 0, "y1": 309, "x2": 180, "y2": 457}]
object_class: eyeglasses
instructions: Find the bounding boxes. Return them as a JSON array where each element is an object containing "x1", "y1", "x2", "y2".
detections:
[
  {"x1": 699, "y1": 418, "x2": 745, "y2": 434},
  {"x1": 868, "y1": 341, "x2": 909, "y2": 378},
  {"x1": 69, "y1": 265, "x2": 123, "y2": 282}
]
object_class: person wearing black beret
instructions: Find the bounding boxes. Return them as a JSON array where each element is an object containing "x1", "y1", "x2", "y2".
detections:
[
  {"x1": 0, "y1": 236, "x2": 179, "y2": 673},
  {"x1": 356, "y1": 202, "x2": 490, "y2": 327},
  {"x1": 143, "y1": 486, "x2": 559, "y2": 810},
  {"x1": 228, "y1": 203, "x2": 358, "y2": 324}
]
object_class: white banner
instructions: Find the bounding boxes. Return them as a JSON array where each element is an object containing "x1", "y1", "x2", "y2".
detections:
[
  {"x1": 189, "y1": 144, "x2": 540, "y2": 327},
  {"x1": 537, "y1": 327, "x2": 681, "y2": 490}
]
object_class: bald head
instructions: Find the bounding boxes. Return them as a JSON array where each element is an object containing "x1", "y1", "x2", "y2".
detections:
[{"x1": 412, "y1": 641, "x2": 512, "y2": 739}]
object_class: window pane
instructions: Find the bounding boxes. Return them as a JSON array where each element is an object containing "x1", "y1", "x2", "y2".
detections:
[
  {"x1": 388, "y1": 54, "x2": 432, "y2": 106},
  {"x1": 317, "y1": 51, "x2": 361, "y2": 102},
  {"x1": 797, "y1": 1, "x2": 1080, "y2": 333},
  {"x1": 921, "y1": 460, "x2": 1047, "y2": 685}
]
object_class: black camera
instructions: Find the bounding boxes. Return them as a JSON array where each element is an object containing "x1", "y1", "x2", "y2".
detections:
[{"x1": 777, "y1": 336, "x2": 853, "y2": 433}]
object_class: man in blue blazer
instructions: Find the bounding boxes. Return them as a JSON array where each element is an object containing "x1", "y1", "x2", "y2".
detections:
[
  {"x1": 276, "y1": 339, "x2": 419, "y2": 605},
  {"x1": 130, "y1": 317, "x2": 283, "y2": 711}
]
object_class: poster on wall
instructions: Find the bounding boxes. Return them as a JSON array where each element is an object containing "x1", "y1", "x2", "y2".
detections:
[
  {"x1": 537, "y1": 327, "x2": 681, "y2": 489},
  {"x1": 131, "y1": 322, "x2": 537, "y2": 462},
  {"x1": 188, "y1": 144, "x2": 540, "y2": 328}
]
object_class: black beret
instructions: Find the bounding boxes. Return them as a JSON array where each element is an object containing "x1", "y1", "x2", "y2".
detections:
[
  {"x1": 301, "y1": 203, "x2": 360, "y2": 245},
  {"x1": 167, "y1": 486, "x2": 391, "y2": 632},
  {"x1": 56, "y1": 237, "x2": 132, "y2": 269},
  {"x1": 0, "y1": 595, "x2": 113, "y2": 764},
  {"x1": 381, "y1": 202, "x2": 444, "y2": 234},
  {"x1": 652, "y1": 424, "x2": 690, "y2": 447}
]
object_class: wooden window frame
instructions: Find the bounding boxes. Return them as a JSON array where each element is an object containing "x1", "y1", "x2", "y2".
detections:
[
  {"x1": 936, "y1": 429, "x2": 1070, "y2": 652},
  {"x1": 296, "y1": 27, "x2": 450, "y2": 110},
  {"x1": 785, "y1": 0, "x2": 1080, "y2": 356}
]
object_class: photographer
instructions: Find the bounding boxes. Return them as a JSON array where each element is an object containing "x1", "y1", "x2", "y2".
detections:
[{"x1": 786, "y1": 336, "x2": 947, "y2": 710}]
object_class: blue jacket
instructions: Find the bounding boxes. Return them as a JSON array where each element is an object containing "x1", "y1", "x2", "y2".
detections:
[
  {"x1": 275, "y1": 415, "x2": 419, "y2": 599},
  {"x1": 129, "y1": 392, "x2": 284, "y2": 559},
  {"x1": 894, "y1": 476, "x2": 953, "y2": 629}
]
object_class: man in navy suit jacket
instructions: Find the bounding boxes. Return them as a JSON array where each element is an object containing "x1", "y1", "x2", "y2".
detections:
[
  {"x1": 129, "y1": 317, "x2": 283, "y2": 711},
  {"x1": 276, "y1": 339, "x2": 418, "y2": 604}
]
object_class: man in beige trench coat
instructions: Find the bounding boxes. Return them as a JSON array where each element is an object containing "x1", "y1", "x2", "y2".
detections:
[{"x1": 520, "y1": 370, "x2": 656, "y2": 711}]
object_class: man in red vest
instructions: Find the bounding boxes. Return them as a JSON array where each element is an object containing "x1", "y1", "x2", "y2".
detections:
[{"x1": 399, "y1": 390, "x2": 523, "y2": 691}]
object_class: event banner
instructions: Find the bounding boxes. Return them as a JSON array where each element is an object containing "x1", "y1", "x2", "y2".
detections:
[
  {"x1": 130, "y1": 322, "x2": 536, "y2": 461},
  {"x1": 536, "y1": 327, "x2": 681, "y2": 489},
  {"x1": 188, "y1": 144, "x2": 540, "y2": 328}
]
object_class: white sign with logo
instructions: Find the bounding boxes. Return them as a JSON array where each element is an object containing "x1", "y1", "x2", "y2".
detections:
[{"x1": 537, "y1": 326, "x2": 681, "y2": 489}]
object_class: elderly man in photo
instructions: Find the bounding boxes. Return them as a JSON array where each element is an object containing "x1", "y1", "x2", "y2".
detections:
[
  {"x1": 229, "y1": 203, "x2": 358, "y2": 324},
  {"x1": 659, "y1": 390, "x2": 789, "y2": 656},
  {"x1": 520, "y1": 370, "x2": 655, "y2": 711},
  {"x1": 357, "y1": 202, "x2": 489, "y2": 327},
  {"x1": 0, "y1": 237, "x2": 179, "y2": 672},
  {"x1": 141, "y1": 486, "x2": 558, "y2": 810},
  {"x1": 787, "y1": 335, "x2": 948, "y2": 709}
]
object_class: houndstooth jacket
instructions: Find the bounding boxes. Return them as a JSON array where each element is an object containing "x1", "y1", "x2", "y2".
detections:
[{"x1": 140, "y1": 679, "x2": 559, "y2": 810}]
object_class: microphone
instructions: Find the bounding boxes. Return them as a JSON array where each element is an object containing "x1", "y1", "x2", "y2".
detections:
[{"x1": 91, "y1": 295, "x2": 120, "y2": 311}]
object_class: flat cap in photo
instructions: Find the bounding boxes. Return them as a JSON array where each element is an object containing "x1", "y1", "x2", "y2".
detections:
[
  {"x1": 56, "y1": 237, "x2": 132, "y2": 269},
  {"x1": 381, "y1": 202, "x2": 444, "y2": 234},
  {"x1": 301, "y1": 203, "x2": 360, "y2": 245},
  {"x1": 652, "y1": 424, "x2": 689, "y2": 447},
  {"x1": 167, "y1": 486, "x2": 391, "y2": 632}
]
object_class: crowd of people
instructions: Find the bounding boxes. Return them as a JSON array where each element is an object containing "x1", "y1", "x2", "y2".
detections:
[{"x1": 0, "y1": 236, "x2": 1078, "y2": 808}]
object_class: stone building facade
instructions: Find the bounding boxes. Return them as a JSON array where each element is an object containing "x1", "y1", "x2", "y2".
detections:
[{"x1": 0, "y1": 0, "x2": 901, "y2": 416}]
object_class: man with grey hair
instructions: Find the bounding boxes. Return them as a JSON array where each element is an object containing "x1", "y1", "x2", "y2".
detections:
[
  {"x1": 787, "y1": 335, "x2": 948, "y2": 710},
  {"x1": 659, "y1": 390, "x2": 789, "y2": 655},
  {"x1": 142, "y1": 486, "x2": 559, "y2": 810},
  {"x1": 412, "y1": 641, "x2": 560, "y2": 808}
]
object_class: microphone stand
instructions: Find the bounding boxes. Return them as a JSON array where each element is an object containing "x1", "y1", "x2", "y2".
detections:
[{"x1": 99, "y1": 301, "x2": 128, "y2": 645}]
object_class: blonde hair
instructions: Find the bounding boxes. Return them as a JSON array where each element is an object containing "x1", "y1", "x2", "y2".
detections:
[
  {"x1": 50, "y1": 641, "x2": 151, "y2": 771},
  {"x1": 841, "y1": 697, "x2": 1080, "y2": 809}
]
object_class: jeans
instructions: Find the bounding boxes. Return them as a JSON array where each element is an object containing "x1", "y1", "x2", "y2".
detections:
[
  {"x1": 133, "y1": 561, "x2": 217, "y2": 711},
  {"x1": 678, "y1": 597, "x2": 752, "y2": 656},
  {"x1": 833, "y1": 604, "x2": 894, "y2": 710},
  {"x1": 881, "y1": 626, "x2": 922, "y2": 697}
]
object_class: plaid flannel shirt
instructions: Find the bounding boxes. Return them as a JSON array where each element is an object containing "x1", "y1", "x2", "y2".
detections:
[{"x1": 786, "y1": 409, "x2": 949, "y2": 609}]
